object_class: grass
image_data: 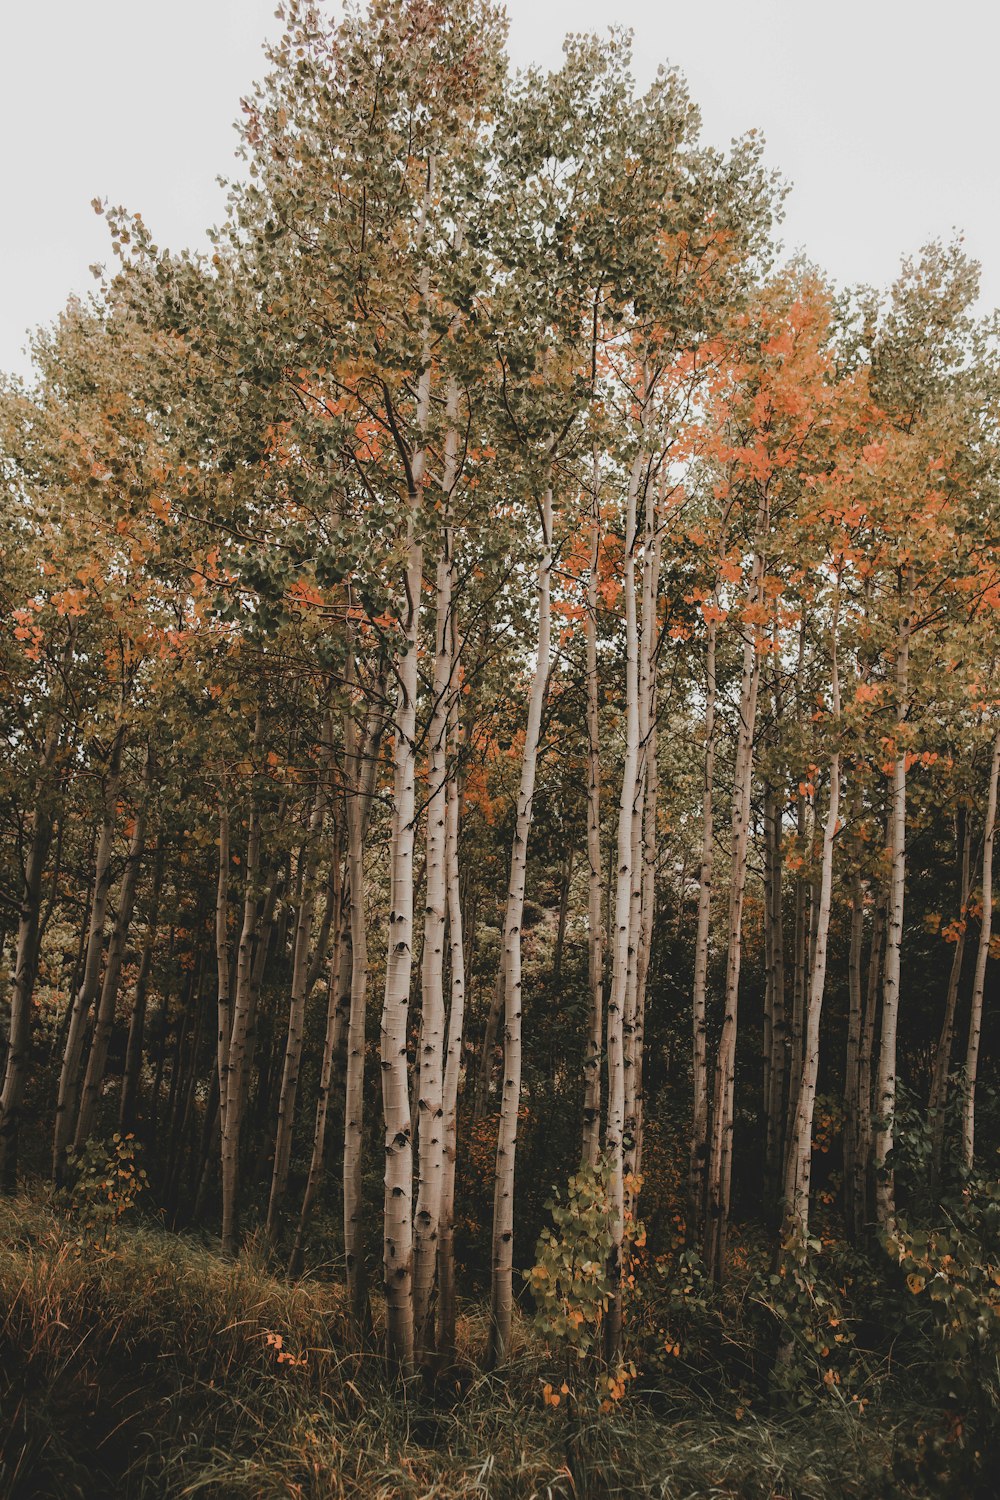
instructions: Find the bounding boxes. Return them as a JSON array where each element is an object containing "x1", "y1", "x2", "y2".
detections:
[{"x1": 0, "y1": 1190, "x2": 979, "y2": 1498}]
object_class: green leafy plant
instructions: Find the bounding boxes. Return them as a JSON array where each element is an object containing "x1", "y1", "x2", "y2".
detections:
[
  {"x1": 59, "y1": 1133, "x2": 148, "y2": 1249},
  {"x1": 752, "y1": 1225, "x2": 858, "y2": 1410}
]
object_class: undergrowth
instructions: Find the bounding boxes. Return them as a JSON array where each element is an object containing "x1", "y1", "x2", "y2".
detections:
[{"x1": 0, "y1": 1187, "x2": 991, "y2": 1498}]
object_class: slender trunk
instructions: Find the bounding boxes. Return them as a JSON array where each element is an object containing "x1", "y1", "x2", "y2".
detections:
[
  {"x1": 343, "y1": 709, "x2": 372, "y2": 1327},
  {"x1": 690, "y1": 613, "x2": 717, "y2": 1220},
  {"x1": 961, "y1": 728, "x2": 1000, "y2": 1172},
  {"x1": 873, "y1": 581, "x2": 911, "y2": 1232},
  {"x1": 624, "y1": 460, "x2": 662, "y2": 1213},
  {"x1": 928, "y1": 808, "x2": 972, "y2": 1183},
  {"x1": 704, "y1": 491, "x2": 767, "y2": 1282},
  {"x1": 165, "y1": 961, "x2": 207, "y2": 1217},
  {"x1": 75, "y1": 751, "x2": 154, "y2": 1148},
  {"x1": 786, "y1": 798, "x2": 812, "y2": 1149},
  {"x1": 381, "y1": 439, "x2": 428, "y2": 1369},
  {"x1": 604, "y1": 440, "x2": 646, "y2": 1362},
  {"x1": 120, "y1": 836, "x2": 164, "y2": 1134},
  {"x1": 413, "y1": 432, "x2": 459, "y2": 1355},
  {"x1": 53, "y1": 726, "x2": 125, "y2": 1178},
  {"x1": 843, "y1": 861, "x2": 865, "y2": 1233},
  {"x1": 437, "y1": 688, "x2": 468, "y2": 1364},
  {"x1": 338, "y1": 671, "x2": 386, "y2": 1323},
  {"x1": 763, "y1": 780, "x2": 787, "y2": 1204},
  {"x1": 219, "y1": 717, "x2": 265, "y2": 1257},
  {"x1": 267, "y1": 734, "x2": 330, "y2": 1242},
  {"x1": 633, "y1": 711, "x2": 658, "y2": 1187},
  {"x1": 853, "y1": 897, "x2": 884, "y2": 1234},
  {"x1": 783, "y1": 601, "x2": 841, "y2": 1236},
  {"x1": 0, "y1": 716, "x2": 60, "y2": 1193},
  {"x1": 488, "y1": 478, "x2": 554, "y2": 1367},
  {"x1": 288, "y1": 835, "x2": 344, "y2": 1278},
  {"x1": 582, "y1": 452, "x2": 604, "y2": 1167}
]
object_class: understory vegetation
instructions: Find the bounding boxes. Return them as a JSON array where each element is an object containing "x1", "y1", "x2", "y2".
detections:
[{"x1": 1, "y1": 1183, "x2": 997, "y2": 1499}]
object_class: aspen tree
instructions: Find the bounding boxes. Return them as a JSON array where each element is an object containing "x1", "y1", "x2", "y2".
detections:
[
  {"x1": 961, "y1": 727, "x2": 1000, "y2": 1170},
  {"x1": 53, "y1": 724, "x2": 126, "y2": 1179},
  {"x1": 413, "y1": 381, "x2": 462, "y2": 1358},
  {"x1": 488, "y1": 479, "x2": 554, "y2": 1366},
  {"x1": 581, "y1": 450, "x2": 605, "y2": 1167},
  {"x1": 266, "y1": 723, "x2": 331, "y2": 1241},
  {"x1": 604, "y1": 412, "x2": 650, "y2": 1359},
  {"x1": 928, "y1": 807, "x2": 972, "y2": 1182},
  {"x1": 74, "y1": 746, "x2": 154, "y2": 1149},
  {"x1": 437, "y1": 682, "x2": 468, "y2": 1362},
  {"x1": 783, "y1": 591, "x2": 842, "y2": 1235},
  {"x1": 873, "y1": 575, "x2": 912, "y2": 1232}
]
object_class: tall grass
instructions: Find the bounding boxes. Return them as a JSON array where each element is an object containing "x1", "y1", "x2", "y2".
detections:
[{"x1": 0, "y1": 1193, "x2": 936, "y2": 1498}]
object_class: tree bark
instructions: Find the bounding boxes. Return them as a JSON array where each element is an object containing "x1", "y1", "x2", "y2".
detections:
[
  {"x1": 488, "y1": 478, "x2": 554, "y2": 1367},
  {"x1": 75, "y1": 747, "x2": 154, "y2": 1148},
  {"x1": 266, "y1": 728, "x2": 330, "y2": 1241},
  {"x1": 581, "y1": 450, "x2": 604, "y2": 1167},
  {"x1": 0, "y1": 714, "x2": 61, "y2": 1193},
  {"x1": 704, "y1": 489, "x2": 767, "y2": 1282},
  {"x1": 604, "y1": 440, "x2": 647, "y2": 1362},
  {"x1": 690, "y1": 610, "x2": 717, "y2": 1221},
  {"x1": 120, "y1": 835, "x2": 165, "y2": 1134},
  {"x1": 288, "y1": 833, "x2": 344, "y2": 1278},
  {"x1": 928, "y1": 806, "x2": 972, "y2": 1184},
  {"x1": 783, "y1": 597, "x2": 841, "y2": 1235},
  {"x1": 413, "y1": 430, "x2": 459, "y2": 1355},
  {"x1": 53, "y1": 724, "x2": 125, "y2": 1179},
  {"x1": 961, "y1": 728, "x2": 1000, "y2": 1172},
  {"x1": 873, "y1": 579, "x2": 911, "y2": 1232},
  {"x1": 437, "y1": 686, "x2": 468, "y2": 1364}
]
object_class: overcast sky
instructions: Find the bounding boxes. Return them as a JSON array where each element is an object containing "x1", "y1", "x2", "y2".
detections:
[{"x1": 3, "y1": 1, "x2": 996, "y2": 378}]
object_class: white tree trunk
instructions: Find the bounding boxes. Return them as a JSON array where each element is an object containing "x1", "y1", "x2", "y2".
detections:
[
  {"x1": 582, "y1": 449, "x2": 604, "y2": 1168},
  {"x1": 437, "y1": 683, "x2": 467, "y2": 1363},
  {"x1": 604, "y1": 441, "x2": 647, "y2": 1361},
  {"x1": 488, "y1": 479, "x2": 554, "y2": 1366},
  {"x1": 961, "y1": 728, "x2": 1000, "y2": 1171},
  {"x1": 413, "y1": 390, "x2": 460, "y2": 1358},
  {"x1": 874, "y1": 582, "x2": 911, "y2": 1232}
]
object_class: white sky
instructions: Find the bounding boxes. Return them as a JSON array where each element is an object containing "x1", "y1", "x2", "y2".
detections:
[{"x1": 3, "y1": 1, "x2": 997, "y2": 379}]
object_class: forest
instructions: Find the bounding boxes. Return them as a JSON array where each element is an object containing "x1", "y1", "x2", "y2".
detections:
[{"x1": 1, "y1": 2, "x2": 999, "y2": 1495}]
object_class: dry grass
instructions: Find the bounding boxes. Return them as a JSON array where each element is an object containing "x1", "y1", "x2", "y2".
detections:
[{"x1": 0, "y1": 1193, "x2": 943, "y2": 1498}]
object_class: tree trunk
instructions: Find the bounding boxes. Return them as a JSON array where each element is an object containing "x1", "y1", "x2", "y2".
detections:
[
  {"x1": 603, "y1": 441, "x2": 646, "y2": 1362},
  {"x1": 873, "y1": 581, "x2": 911, "y2": 1233},
  {"x1": 704, "y1": 491, "x2": 767, "y2": 1282},
  {"x1": 690, "y1": 611, "x2": 717, "y2": 1221},
  {"x1": 75, "y1": 749, "x2": 154, "y2": 1148},
  {"x1": 961, "y1": 728, "x2": 1000, "y2": 1172},
  {"x1": 267, "y1": 732, "x2": 330, "y2": 1242},
  {"x1": 763, "y1": 779, "x2": 787, "y2": 1206},
  {"x1": 413, "y1": 470, "x2": 458, "y2": 1357},
  {"x1": 437, "y1": 687, "x2": 468, "y2": 1365},
  {"x1": 842, "y1": 862, "x2": 865, "y2": 1234},
  {"x1": 119, "y1": 835, "x2": 164, "y2": 1135},
  {"x1": 928, "y1": 807, "x2": 972, "y2": 1184},
  {"x1": 380, "y1": 437, "x2": 428, "y2": 1369},
  {"x1": 288, "y1": 834, "x2": 344, "y2": 1279},
  {"x1": 624, "y1": 458, "x2": 662, "y2": 1217},
  {"x1": 218, "y1": 718, "x2": 265, "y2": 1257},
  {"x1": 783, "y1": 600, "x2": 841, "y2": 1236},
  {"x1": 0, "y1": 715, "x2": 60, "y2": 1193},
  {"x1": 581, "y1": 451, "x2": 604, "y2": 1167},
  {"x1": 53, "y1": 725, "x2": 125, "y2": 1179},
  {"x1": 488, "y1": 478, "x2": 554, "y2": 1367}
]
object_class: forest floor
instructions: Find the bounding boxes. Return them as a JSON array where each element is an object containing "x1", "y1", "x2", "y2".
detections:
[{"x1": 0, "y1": 1191, "x2": 989, "y2": 1499}]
